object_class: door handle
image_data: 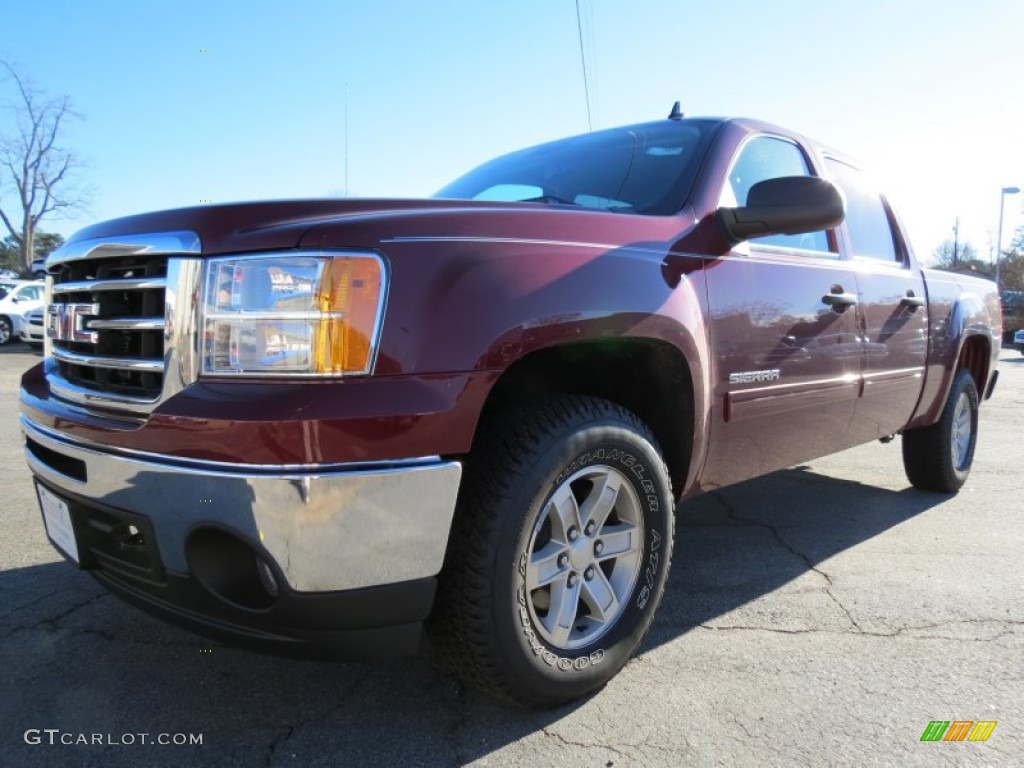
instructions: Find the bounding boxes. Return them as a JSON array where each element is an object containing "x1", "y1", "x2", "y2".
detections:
[
  {"x1": 900, "y1": 292, "x2": 925, "y2": 309},
  {"x1": 822, "y1": 288, "x2": 858, "y2": 308}
]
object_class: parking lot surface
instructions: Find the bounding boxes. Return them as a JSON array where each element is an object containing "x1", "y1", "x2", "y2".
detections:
[{"x1": 1, "y1": 343, "x2": 1021, "y2": 767}]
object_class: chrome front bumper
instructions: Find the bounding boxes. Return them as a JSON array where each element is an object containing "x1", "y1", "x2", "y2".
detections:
[{"x1": 22, "y1": 416, "x2": 462, "y2": 592}]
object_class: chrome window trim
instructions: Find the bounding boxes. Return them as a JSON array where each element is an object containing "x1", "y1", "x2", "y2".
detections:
[
  {"x1": 718, "y1": 132, "x2": 839, "y2": 258},
  {"x1": 748, "y1": 242, "x2": 843, "y2": 262}
]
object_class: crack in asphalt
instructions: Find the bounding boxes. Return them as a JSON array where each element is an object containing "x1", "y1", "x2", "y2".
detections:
[
  {"x1": 699, "y1": 491, "x2": 1024, "y2": 646},
  {"x1": 541, "y1": 727, "x2": 633, "y2": 762},
  {"x1": 259, "y1": 670, "x2": 373, "y2": 767},
  {"x1": 1, "y1": 619, "x2": 208, "y2": 648},
  {"x1": 696, "y1": 617, "x2": 1024, "y2": 643},
  {"x1": 0, "y1": 589, "x2": 201, "y2": 649},
  {"x1": 265, "y1": 725, "x2": 295, "y2": 767},
  {"x1": 709, "y1": 490, "x2": 865, "y2": 633},
  {"x1": 541, "y1": 711, "x2": 690, "y2": 764},
  {"x1": 0, "y1": 590, "x2": 108, "y2": 640},
  {"x1": 0, "y1": 587, "x2": 61, "y2": 620}
]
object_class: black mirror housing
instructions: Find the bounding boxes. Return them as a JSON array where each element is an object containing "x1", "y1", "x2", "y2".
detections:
[{"x1": 717, "y1": 176, "x2": 845, "y2": 245}]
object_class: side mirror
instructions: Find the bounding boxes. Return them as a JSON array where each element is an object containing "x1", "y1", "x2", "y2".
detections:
[{"x1": 717, "y1": 176, "x2": 845, "y2": 245}]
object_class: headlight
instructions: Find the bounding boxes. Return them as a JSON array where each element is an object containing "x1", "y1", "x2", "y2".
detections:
[{"x1": 201, "y1": 252, "x2": 386, "y2": 376}]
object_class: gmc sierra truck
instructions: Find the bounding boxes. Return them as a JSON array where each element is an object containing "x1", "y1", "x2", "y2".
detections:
[{"x1": 21, "y1": 110, "x2": 1001, "y2": 706}]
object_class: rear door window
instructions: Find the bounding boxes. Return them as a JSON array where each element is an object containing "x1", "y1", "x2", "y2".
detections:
[{"x1": 825, "y1": 159, "x2": 901, "y2": 264}]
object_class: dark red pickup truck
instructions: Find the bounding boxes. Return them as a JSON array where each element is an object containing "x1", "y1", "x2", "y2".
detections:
[{"x1": 22, "y1": 112, "x2": 1001, "y2": 706}]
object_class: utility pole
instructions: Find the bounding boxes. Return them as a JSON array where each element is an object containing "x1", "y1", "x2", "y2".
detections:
[
  {"x1": 996, "y1": 187, "x2": 1021, "y2": 289},
  {"x1": 952, "y1": 217, "x2": 959, "y2": 265}
]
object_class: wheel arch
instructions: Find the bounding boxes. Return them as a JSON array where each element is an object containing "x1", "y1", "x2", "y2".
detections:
[
  {"x1": 956, "y1": 333, "x2": 992, "y2": 398},
  {"x1": 907, "y1": 275, "x2": 1001, "y2": 429},
  {"x1": 474, "y1": 337, "x2": 696, "y2": 498}
]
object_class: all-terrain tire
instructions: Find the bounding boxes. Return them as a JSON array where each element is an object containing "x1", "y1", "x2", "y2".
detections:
[
  {"x1": 902, "y1": 369, "x2": 979, "y2": 493},
  {"x1": 430, "y1": 395, "x2": 674, "y2": 707}
]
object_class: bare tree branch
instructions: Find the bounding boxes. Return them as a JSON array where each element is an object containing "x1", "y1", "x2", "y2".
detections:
[
  {"x1": 0, "y1": 205, "x2": 18, "y2": 242},
  {"x1": 0, "y1": 61, "x2": 89, "y2": 269}
]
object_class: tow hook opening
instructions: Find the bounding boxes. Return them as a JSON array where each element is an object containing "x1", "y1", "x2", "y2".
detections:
[
  {"x1": 186, "y1": 528, "x2": 281, "y2": 610},
  {"x1": 121, "y1": 524, "x2": 145, "y2": 548}
]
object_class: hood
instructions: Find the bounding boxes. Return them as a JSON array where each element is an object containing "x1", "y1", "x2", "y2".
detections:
[
  {"x1": 61, "y1": 198, "x2": 700, "y2": 258},
  {"x1": 62, "y1": 199, "x2": 469, "y2": 255}
]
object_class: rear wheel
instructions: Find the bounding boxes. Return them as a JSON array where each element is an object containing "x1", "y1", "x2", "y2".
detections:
[
  {"x1": 431, "y1": 395, "x2": 674, "y2": 707},
  {"x1": 902, "y1": 369, "x2": 979, "y2": 492},
  {"x1": 0, "y1": 317, "x2": 11, "y2": 345}
]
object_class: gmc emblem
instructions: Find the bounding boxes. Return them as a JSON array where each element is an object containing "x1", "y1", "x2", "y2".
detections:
[{"x1": 46, "y1": 302, "x2": 100, "y2": 344}]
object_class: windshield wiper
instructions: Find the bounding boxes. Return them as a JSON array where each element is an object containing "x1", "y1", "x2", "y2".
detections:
[{"x1": 519, "y1": 195, "x2": 580, "y2": 207}]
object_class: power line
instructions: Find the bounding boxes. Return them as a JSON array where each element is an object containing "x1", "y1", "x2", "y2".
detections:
[
  {"x1": 344, "y1": 82, "x2": 349, "y2": 197},
  {"x1": 575, "y1": 0, "x2": 592, "y2": 131}
]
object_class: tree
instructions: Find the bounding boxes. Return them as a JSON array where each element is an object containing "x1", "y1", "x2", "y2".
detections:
[
  {"x1": 32, "y1": 230, "x2": 64, "y2": 260},
  {"x1": 931, "y1": 239, "x2": 979, "y2": 268},
  {"x1": 930, "y1": 239, "x2": 993, "y2": 280},
  {"x1": 1000, "y1": 225, "x2": 1024, "y2": 292},
  {"x1": 0, "y1": 62, "x2": 87, "y2": 271},
  {"x1": 999, "y1": 251, "x2": 1024, "y2": 292},
  {"x1": 0, "y1": 230, "x2": 64, "y2": 273},
  {"x1": 0, "y1": 234, "x2": 14, "y2": 272}
]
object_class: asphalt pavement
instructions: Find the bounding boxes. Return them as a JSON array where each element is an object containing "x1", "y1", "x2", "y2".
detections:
[{"x1": 1, "y1": 343, "x2": 1021, "y2": 767}]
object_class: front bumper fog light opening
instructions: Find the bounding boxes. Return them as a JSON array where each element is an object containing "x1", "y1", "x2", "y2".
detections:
[{"x1": 186, "y1": 528, "x2": 280, "y2": 611}]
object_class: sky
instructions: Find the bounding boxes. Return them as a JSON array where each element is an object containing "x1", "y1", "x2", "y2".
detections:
[{"x1": 2, "y1": 0, "x2": 1022, "y2": 264}]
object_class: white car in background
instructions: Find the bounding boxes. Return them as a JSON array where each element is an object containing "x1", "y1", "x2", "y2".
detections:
[
  {"x1": 19, "y1": 307, "x2": 45, "y2": 349},
  {"x1": 0, "y1": 281, "x2": 45, "y2": 345}
]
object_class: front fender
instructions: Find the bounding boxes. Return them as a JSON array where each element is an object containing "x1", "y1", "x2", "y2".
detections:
[{"x1": 368, "y1": 235, "x2": 707, "y2": 376}]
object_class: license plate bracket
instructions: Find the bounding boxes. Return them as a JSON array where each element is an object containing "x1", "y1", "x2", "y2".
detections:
[{"x1": 36, "y1": 483, "x2": 80, "y2": 564}]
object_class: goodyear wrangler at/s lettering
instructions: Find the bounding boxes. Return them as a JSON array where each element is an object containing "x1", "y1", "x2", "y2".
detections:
[{"x1": 430, "y1": 395, "x2": 674, "y2": 706}]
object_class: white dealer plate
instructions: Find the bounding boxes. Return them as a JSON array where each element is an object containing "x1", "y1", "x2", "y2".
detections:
[{"x1": 37, "y1": 484, "x2": 79, "y2": 564}]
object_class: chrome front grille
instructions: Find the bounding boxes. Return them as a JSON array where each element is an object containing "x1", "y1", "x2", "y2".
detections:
[
  {"x1": 43, "y1": 231, "x2": 202, "y2": 417},
  {"x1": 50, "y1": 255, "x2": 168, "y2": 401}
]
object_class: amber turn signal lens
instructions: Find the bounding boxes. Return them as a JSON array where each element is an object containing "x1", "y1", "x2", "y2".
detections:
[{"x1": 314, "y1": 256, "x2": 384, "y2": 374}]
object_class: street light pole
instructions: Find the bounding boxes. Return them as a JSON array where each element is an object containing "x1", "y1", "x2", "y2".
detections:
[{"x1": 995, "y1": 186, "x2": 1021, "y2": 289}]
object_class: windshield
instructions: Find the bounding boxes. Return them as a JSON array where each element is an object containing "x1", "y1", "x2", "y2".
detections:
[{"x1": 435, "y1": 120, "x2": 717, "y2": 215}]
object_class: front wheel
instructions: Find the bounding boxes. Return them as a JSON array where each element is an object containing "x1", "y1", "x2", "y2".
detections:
[
  {"x1": 0, "y1": 317, "x2": 11, "y2": 345},
  {"x1": 431, "y1": 396, "x2": 674, "y2": 707},
  {"x1": 902, "y1": 369, "x2": 979, "y2": 492}
]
